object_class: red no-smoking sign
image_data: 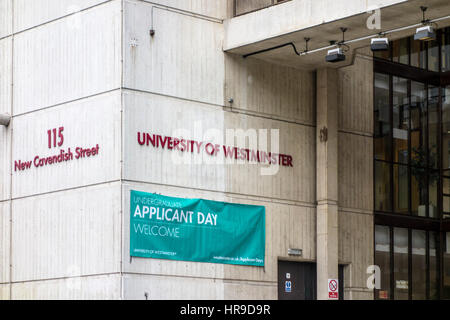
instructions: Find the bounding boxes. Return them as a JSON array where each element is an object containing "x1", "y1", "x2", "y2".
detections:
[{"x1": 328, "y1": 279, "x2": 339, "y2": 300}]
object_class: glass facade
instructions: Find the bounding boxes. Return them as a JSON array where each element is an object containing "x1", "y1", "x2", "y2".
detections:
[
  {"x1": 374, "y1": 28, "x2": 450, "y2": 300},
  {"x1": 375, "y1": 27, "x2": 450, "y2": 73},
  {"x1": 373, "y1": 73, "x2": 439, "y2": 218}
]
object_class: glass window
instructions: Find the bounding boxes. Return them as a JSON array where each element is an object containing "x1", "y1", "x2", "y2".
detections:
[
  {"x1": 442, "y1": 28, "x2": 450, "y2": 72},
  {"x1": 374, "y1": 45, "x2": 391, "y2": 60},
  {"x1": 394, "y1": 228, "x2": 409, "y2": 300},
  {"x1": 394, "y1": 164, "x2": 409, "y2": 214},
  {"x1": 429, "y1": 232, "x2": 439, "y2": 299},
  {"x1": 411, "y1": 36, "x2": 427, "y2": 69},
  {"x1": 429, "y1": 171, "x2": 439, "y2": 218},
  {"x1": 443, "y1": 177, "x2": 450, "y2": 217},
  {"x1": 376, "y1": 226, "x2": 441, "y2": 300},
  {"x1": 393, "y1": 38, "x2": 409, "y2": 65},
  {"x1": 375, "y1": 225, "x2": 391, "y2": 300},
  {"x1": 442, "y1": 87, "x2": 450, "y2": 170},
  {"x1": 411, "y1": 81, "x2": 426, "y2": 164},
  {"x1": 375, "y1": 161, "x2": 391, "y2": 212},
  {"x1": 374, "y1": 73, "x2": 391, "y2": 161},
  {"x1": 393, "y1": 77, "x2": 409, "y2": 164},
  {"x1": 411, "y1": 230, "x2": 426, "y2": 299},
  {"x1": 444, "y1": 232, "x2": 450, "y2": 299},
  {"x1": 428, "y1": 39, "x2": 439, "y2": 72},
  {"x1": 374, "y1": 29, "x2": 450, "y2": 300},
  {"x1": 429, "y1": 86, "x2": 439, "y2": 169},
  {"x1": 411, "y1": 169, "x2": 427, "y2": 216}
]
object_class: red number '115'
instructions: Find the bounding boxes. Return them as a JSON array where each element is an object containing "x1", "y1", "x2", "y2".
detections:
[{"x1": 47, "y1": 127, "x2": 64, "y2": 149}]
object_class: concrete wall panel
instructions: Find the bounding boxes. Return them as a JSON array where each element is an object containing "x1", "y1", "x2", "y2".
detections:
[
  {"x1": 0, "y1": 201, "x2": 10, "y2": 284},
  {"x1": 13, "y1": 0, "x2": 121, "y2": 115},
  {"x1": 224, "y1": 111, "x2": 315, "y2": 203},
  {"x1": 11, "y1": 274, "x2": 120, "y2": 299},
  {"x1": 144, "y1": 0, "x2": 228, "y2": 20},
  {"x1": 123, "y1": 0, "x2": 224, "y2": 106},
  {"x1": 12, "y1": 92, "x2": 121, "y2": 198},
  {"x1": 11, "y1": 183, "x2": 121, "y2": 282},
  {"x1": 0, "y1": 37, "x2": 11, "y2": 202},
  {"x1": 123, "y1": 273, "x2": 224, "y2": 300},
  {"x1": 123, "y1": 90, "x2": 227, "y2": 193},
  {"x1": 224, "y1": 280, "x2": 276, "y2": 299},
  {"x1": 0, "y1": 284, "x2": 10, "y2": 300},
  {"x1": 225, "y1": 54, "x2": 315, "y2": 125},
  {"x1": 0, "y1": 0, "x2": 12, "y2": 38},
  {"x1": 123, "y1": 90, "x2": 314, "y2": 202},
  {"x1": 0, "y1": 125, "x2": 11, "y2": 201},
  {"x1": 338, "y1": 210, "x2": 373, "y2": 294},
  {"x1": 0, "y1": 37, "x2": 12, "y2": 115},
  {"x1": 13, "y1": 0, "x2": 111, "y2": 33},
  {"x1": 338, "y1": 52, "x2": 373, "y2": 135},
  {"x1": 338, "y1": 133, "x2": 373, "y2": 211}
]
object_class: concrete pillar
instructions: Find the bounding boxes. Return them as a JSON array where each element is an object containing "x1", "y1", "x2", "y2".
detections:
[{"x1": 316, "y1": 68, "x2": 339, "y2": 300}]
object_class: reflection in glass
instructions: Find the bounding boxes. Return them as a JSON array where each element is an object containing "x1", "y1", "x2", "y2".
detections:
[
  {"x1": 375, "y1": 225, "x2": 391, "y2": 300},
  {"x1": 444, "y1": 233, "x2": 450, "y2": 299},
  {"x1": 374, "y1": 73, "x2": 391, "y2": 161},
  {"x1": 411, "y1": 36, "x2": 427, "y2": 69},
  {"x1": 393, "y1": 77, "x2": 409, "y2": 164},
  {"x1": 428, "y1": 86, "x2": 439, "y2": 169},
  {"x1": 394, "y1": 228, "x2": 409, "y2": 300},
  {"x1": 412, "y1": 230, "x2": 426, "y2": 299},
  {"x1": 442, "y1": 87, "x2": 450, "y2": 170},
  {"x1": 393, "y1": 38, "x2": 409, "y2": 65},
  {"x1": 442, "y1": 28, "x2": 450, "y2": 72},
  {"x1": 375, "y1": 161, "x2": 391, "y2": 212},
  {"x1": 411, "y1": 171, "x2": 427, "y2": 217},
  {"x1": 442, "y1": 87, "x2": 450, "y2": 219},
  {"x1": 443, "y1": 178, "x2": 450, "y2": 216},
  {"x1": 429, "y1": 232, "x2": 439, "y2": 300},
  {"x1": 428, "y1": 39, "x2": 439, "y2": 72},
  {"x1": 429, "y1": 172, "x2": 439, "y2": 218},
  {"x1": 410, "y1": 81, "x2": 426, "y2": 147},
  {"x1": 410, "y1": 81, "x2": 427, "y2": 216},
  {"x1": 374, "y1": 46, "x2": 390, "y2": 60},
  {"x1": 394, "y1": 164, "x2": 408, "y2": 214}
]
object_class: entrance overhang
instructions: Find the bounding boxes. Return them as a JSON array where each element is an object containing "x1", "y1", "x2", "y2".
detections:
[{"x1": 224, "y1": 0, "x2": 450, "y2": 70}]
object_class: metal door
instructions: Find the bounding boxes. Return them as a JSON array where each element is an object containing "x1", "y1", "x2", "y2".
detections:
[
  {"x1": 278, "y1": 261, "x2": 345, "y2": 300},
  {"x1": 278, "y1": 261, "x2": 316, "y2": 300}
]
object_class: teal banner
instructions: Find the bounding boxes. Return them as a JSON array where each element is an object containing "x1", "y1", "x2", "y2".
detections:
[{"x1": 130, "y1": 190, "x2": 265, "y2": 266}]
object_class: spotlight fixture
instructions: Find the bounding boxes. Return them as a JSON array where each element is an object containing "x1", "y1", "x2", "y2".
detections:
[
  {"x1": 414, "y1": 25, "x2": 436, "y2": 41},
  {"x1": 326, "y1": 28, "x2": 348, "y2": 63},
  {"x1": 414, "y1": 6, "x2": 437, "y2": 41},
  {"x1": 326, "y1": 47, "x2": 346, "y2": 62},
  {"x1": 370, "y1": 37, "x2": 389, "y2": 51}
]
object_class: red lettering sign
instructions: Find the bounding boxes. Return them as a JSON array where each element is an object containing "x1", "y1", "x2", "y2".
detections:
[{"x1": 137, "y1": 131, "x2": 294, "y2": 167}]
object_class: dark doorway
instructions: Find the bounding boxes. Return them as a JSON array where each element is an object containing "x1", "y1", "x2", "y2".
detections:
[
  {"x1": 278, "y1": 261, "x2": 345, "y2": 300},
  {"x1": 278, "y1": 261, "x2": 316, "y2": 300}
]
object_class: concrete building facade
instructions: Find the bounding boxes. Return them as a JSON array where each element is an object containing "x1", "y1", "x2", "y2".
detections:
[{"x1": 1, "y1": 0, "x2": 450, "y2": 300}]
